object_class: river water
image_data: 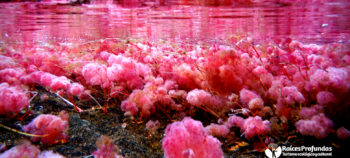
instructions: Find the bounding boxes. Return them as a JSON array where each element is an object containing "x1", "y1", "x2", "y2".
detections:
[{"x1": 0, "y1": 0, "x2": 349, "y2": 44}]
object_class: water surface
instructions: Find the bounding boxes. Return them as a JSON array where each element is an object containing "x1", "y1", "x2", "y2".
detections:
[{"x1": 0, "y1": 0, "x2": 349, "y2": 44}]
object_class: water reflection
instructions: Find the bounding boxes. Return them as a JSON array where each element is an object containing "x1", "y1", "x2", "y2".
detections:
[{"x1": 0, "y1": 0, "x2": 349, "y2": 44}]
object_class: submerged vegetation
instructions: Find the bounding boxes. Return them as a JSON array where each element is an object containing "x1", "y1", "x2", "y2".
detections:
[{"x1": 0, "y1": 37, "x2": 349, "y2": 157}]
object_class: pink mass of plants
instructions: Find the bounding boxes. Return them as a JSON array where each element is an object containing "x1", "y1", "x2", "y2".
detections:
[{"x1": 0, "y1": 36, "x2": 350, "y2": 157}]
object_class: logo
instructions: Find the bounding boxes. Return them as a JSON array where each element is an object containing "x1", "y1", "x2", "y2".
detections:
[{"x1": 265, "y1": 144, "x2": 282, "y2": 158}]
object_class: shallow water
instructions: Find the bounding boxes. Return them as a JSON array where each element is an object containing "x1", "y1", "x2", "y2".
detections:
[{"x1": 0, "y1": 0, "x2": 349, "y2": 44}]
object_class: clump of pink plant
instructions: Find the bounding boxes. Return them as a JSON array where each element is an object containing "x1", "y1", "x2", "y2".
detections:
[
  {"x1": 296, "y1": 113, "x2": 334, "y2": 139},
  {"x1": 337, "y1": 127, "x2": 350, "y2": 139},
  {"x1": 281, "y1": 86, "x2": 305, "y2": 105},
  {"x1": 239, "y1": 89, "x2": 262, "y2": 108},
  {"x1": 67, "y1": 83, "x2": 85, "y2": 97},
  {"x1": 38, "y1": 151, "x2": 66, "y2": 158},
  {"x1": 226, "y1": 115, "x2": 270, "y2": 139},
  {"x1": 299, "y1": 105, "x2": 324, "y2": 119},
  {"x1": 92, "y1": 135, "x2": 124, "y2": 158},
  {"x1": 82, "y1": 63, "x2": 109, "y2": 88},
  {"x1": 40, "y1": 94, "x2": 49, "y2": 101},
  {"x1": 307, "y1": 67, "x2": 349, "y2": 94},
  {"x1": 106, "y1": 54, "x2": 149, "y2": 90},
  {"x1": 0, "y1": 82, "x2": 30, "y2": 116},
  {"x1": 162, "y1": 117, "x2": 224, "y2": 158},
  {"x1": 22, "y1": 111, "x2": 69, "y2": 145},
  {"x1": 226, "y1": 115, "x2": 245, "y2": 128},
  {"x1": 121, "y1": 79, "x2": 178, "y2": 121},
  {"x1": 50, "y1": 76, "x2": 71, "y2": 92},
  {"x1": 275, "y1": 85, "x2": 306, "y2": 119},
  {"x1": 316, "y1": 91, "x2": 336, "y2": 106},
  {"x1": 186, "y1": 89, "x2": 225, "y2": 111},
  {"x1": 146, "y1": 120, "x2": 160, "y2": 135},
  {"x1": 243, "y1": 116, "x2": 271, "y2": 139},
  {"x1": 205, "y1": 123, "x2": 230, "y2": 138},
  {"x1": 0, "y1": 140, "x2": 65, "y2": 158},
  {"x1": 121, "y1": 90, "x2": 152, "y2": 119},
  {"x1": 0, "y1": 68, "x2": 26, "y2": 85},
  {"x1": 0, "y1": 140, "x2": 40, "y2": 158}
]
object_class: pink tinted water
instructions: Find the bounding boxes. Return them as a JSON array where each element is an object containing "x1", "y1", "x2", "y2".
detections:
[{"x1": 0, "y1": 0, "x2": 349, "y2": 44}]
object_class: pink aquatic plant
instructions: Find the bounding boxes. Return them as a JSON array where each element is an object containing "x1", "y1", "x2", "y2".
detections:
[
  {"x1": 22, "y1": 111, "x2": 69, "y2": 145},
  {"x1": 40, "y1": 94, "x2": 49, "y2": 101},
  {"x1": 0, "y1": 140, "x2": 65, "y2": 158},
  {"x1": 242, "y1": 116, "x2": 271, "y2": 139},
  {"x1": 67, "y1": 82, "x2": 85, "y2": 97},
  {"x1": 337, "y1": 127, "x2": 350, "y2": 139},
  {"x1": 239, "y1": 89, "x2": 261, "y2": 108},
  {"x1": 0, "y1": 140, "x2": 40, "y2": 158},
  {"x1": 205, "y1": 123, "x2": 230, "y2": 138},
  {"x1": 92, "y1": 135, "x2": 123, "y2": 158},
  {"x1": 226, "y1": 115, "x2": 245, "y2": 128},
  {"x1": 186, "y1": 89, "x2": 224, "y2": 110},
  {"x1": 0, "y1": 68, "x2": 26, "y2": 85},
  {"x1": 162, "y1": 117, "x2": 224, "y2": 158},
  {"x1": 50, "y1": 76, "x2": 71, "y2": 92},
  {"x1": 248, "y1": 98, "x2": 264, "y2": 111},
  {"x1": 316, "y1": 91, "x2": 336, "y2": 105},
  {"x1": 106, "y1": 54, "x2": 147, "y2": 90},
  {"x1": 121, "y1": 90, "x2": 153, "y2": 119},
  {"x1": 0, "y1": 83, "x2": 30, "y2": 115},
  {"x1": 307, "y1": 67, "x2": 349, "y2": 93},
  {"x1": 225, "y1": 115, "x2": 270, "y2": 139},
  {"x1": 281, "y1": 86, "x2": 305, "y2": 105},
  {"x1": 38, "y1": 151, "x2": 66, "y2": 158},
  {"x1": 1, "y1": 36, "x2": 350, "y2": 157},
  {"x1": 82, "y1": 63, "x2": 109, "y2": 88},
  {"x1": 39, "y1": 72, "x2": 58, "y2": 87},
  {"x1": 299, "y1": 105, "x2": 324, "y2": 119},
  {"x1": 296, "y1": 113, "x2": 334, "y2": 139},
  {"x1": 146, "y1": 120, "x2": 160, "y2": 135}
]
